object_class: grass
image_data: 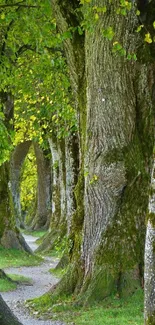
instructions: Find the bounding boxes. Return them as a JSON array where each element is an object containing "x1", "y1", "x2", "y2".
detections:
[
  {"x1": 22, "y1": 230, "x2": 47, "y2": 238},
  {"x1": 0, "y1": 245, "x2": 42, "y2": 269},
  {"x1": 0, "y1": 273, "x2": 32, "y2": 292},
  {"x1": 28, "y1": 288, "x2": 144, "y2": 325},
  {"x1": 71, "y1": 290, "x2": 144, "y2": 325},
  {"x1": 49, "y1": 266, "x2": 67, "y2": 278}
]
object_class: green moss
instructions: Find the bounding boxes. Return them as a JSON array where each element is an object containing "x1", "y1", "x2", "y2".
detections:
[
  {"x1": 146, "y1": 314, "x2": 155, "y2": 325},
  {"x1": 147, "y1": 212, "x2": 155, "y2": 227},
  {"x1": 77, "y1": 268, "x2": 116, "y2": 306}
]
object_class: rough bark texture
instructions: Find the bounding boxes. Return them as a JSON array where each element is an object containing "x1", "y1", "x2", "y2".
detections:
[
  {"x1": 0, "y1": 294, "x2": 23, "y2": 325},
  {"x1": 79, "y1": 1, "x2": 154, "y2": 302},
  {"x1": 58, "y1": 139, "x2": 67, "y2": 224},
  {"x1": 31, "y1": 143, "x2": 51, "y2": 230},
  {"x1": 65, "y1": 133, "x2": 79, "y2": 235},
  {"x1": 48, "y1": 0, "x2": 155, "y2": 305},
  {"x1": 48, "y1": 136, "x2": 61, "y2": 229},
  {"x1": 144, "y1": 160, "x2": 155, "y2": 325},
  {"x1": 10, "y1": 141, "x2": 31, "y2": 226}
]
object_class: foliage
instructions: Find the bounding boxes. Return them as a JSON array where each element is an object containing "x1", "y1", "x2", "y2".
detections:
[
  {"x1": 0, "y1": 0, "x2": 77, "y2": 163},
  {"x1": 0, "y1": 119, "x2": 13, "y2": 165}
]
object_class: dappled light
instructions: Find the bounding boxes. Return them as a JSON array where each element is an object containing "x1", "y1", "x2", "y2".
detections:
[{"x1": 0, "y1": 1, "x2": 155, "y2": 325}]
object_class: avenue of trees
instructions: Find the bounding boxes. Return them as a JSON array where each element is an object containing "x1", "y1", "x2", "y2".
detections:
[{"x1": 0, "y1": 0, "x2": 155, "y2": 324}]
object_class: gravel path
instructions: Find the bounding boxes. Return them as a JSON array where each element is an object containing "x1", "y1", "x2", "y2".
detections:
[{"x1": 1, "y1": 234, "x2": 66, "y2": 325}]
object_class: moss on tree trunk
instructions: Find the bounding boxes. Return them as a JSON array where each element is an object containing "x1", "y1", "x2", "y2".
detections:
[{"x1": 45, "y1": 0, "x2": 155, "y2": 307}]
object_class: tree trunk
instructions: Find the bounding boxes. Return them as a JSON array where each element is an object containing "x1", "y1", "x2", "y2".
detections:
[
  {"x1": 0, "y1": 163, "x2": 32, "y2": 253},
  {"x1": 10, "y1": 141, "x2": 32, "y2": 227},
  {"x1": 65, "y1": 133, "x2": 79, "y2": 235},
  {"x1": 48, "y1": 0, "x2": 155, "y2": 304},
  {"x1": 48, "y1": 135, "x2": 61, "y2": 229},
  {"x1": 0, "y1": 92, "x2": 31, "y2": 252},
  {"x1": 144, "y1": 160, "x2": 155, "y2": 325},
  {"x1": 78, "y1": 1, "x2": 154, "y2": 303},
  {"x1": 31, "y1": 143, "x2": 51, "y2": 230},
  {"x1": 58, "y1": 139, "x2": 67, "y2": 225},
  {"x1": 36, "y1": 135, "x2": 65, "y2": 253},
  {"x1": 0, "y1": 295, "x2": 23, "y2": 325}
]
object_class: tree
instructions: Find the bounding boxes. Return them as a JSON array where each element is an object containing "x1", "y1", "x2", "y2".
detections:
[
  {"x1": 48, "y1": 0, "x2": 155, "y2": 307},
  {"x1": 144, "y1": 156, "x2": 155, "y2": 324},
  {"x1": 31, "y1": 142, "x2": 51, "y2": 230}
]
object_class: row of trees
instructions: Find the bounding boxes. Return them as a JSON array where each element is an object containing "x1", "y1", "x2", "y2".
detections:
[{"x1": 0, "y1": 0, "x2": 155, "y2": 324}]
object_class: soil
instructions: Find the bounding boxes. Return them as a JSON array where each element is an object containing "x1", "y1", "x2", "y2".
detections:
[{"x1": 1, "y1": 234, "x2": 66, "y2": 325}]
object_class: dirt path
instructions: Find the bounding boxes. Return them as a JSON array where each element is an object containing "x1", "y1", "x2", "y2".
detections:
[{"x1": 1, "y1": 234, "x2": 66, "y2": 325}]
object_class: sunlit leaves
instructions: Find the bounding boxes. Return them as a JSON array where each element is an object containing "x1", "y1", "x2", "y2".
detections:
[
  {"x1": 0, "y1": 120, "x2": 13, "y2": 165},
  {"x1": 116, "y1": 0, "x2": 132, "y2": 15},
  {"x1": 102, "y1": 27, "x2": 115, "y2": 41},
  {"x1": 136, "y1": 25, "x2": 144, "y2": 33},
  {"x1": 144, "y1": 33, "x2": 152, "y2": 44}
]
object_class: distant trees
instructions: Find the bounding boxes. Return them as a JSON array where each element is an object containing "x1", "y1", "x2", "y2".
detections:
[{"x1": 0, "y1": 1, "x2": 155, "y2": 324}]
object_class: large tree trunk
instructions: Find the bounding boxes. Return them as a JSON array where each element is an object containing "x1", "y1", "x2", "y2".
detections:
[
  {"x1": 80, "y1": 4, "x2": 152, "y2": 301},
  {"x1": 31, "y1": 143, "x2": 51, "y2": 230},
  {"x1": 48, "y1": 0, "x2": 155, "y2": 304},
  {"x1": 0, "y1": 163, "x2": 31, "y2": 253},
  {"x1": 65, "y1": 133, "x2": 79, "y2": 235},
  {"x1": 0, "y1": 295, "x2": 23, "y2": 325},
  {"x1": 0, "y1": 92, "x2": 31, "y2": 252}
]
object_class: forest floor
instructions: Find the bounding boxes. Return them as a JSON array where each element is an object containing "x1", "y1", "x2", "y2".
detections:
[
  {"x1": 1, "y1": 234, "x2": 66, "y2": 325},
  {"x1": 0, "y1": 233, "x2": 144, "y2": 325}
]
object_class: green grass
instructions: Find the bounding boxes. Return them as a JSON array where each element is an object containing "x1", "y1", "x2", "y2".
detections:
[
  {"x1": 0, "y1": 273, "x2": 32, "y2": 292},
  {"x1": 72, "y1": 290, "x2": 143, "y2": 325},
  {"x1": 0, "y1": 245, "x2": 42, "y2": 269},
  {"x1": 49, "y1": 267, "x2": 67, "y2": 278},
  {"x1": 21, "y1": 229, "x2": 47, "y2": 238},
  {"x1": 28, "y1": 289, "x2": 143, "y2": 325}
]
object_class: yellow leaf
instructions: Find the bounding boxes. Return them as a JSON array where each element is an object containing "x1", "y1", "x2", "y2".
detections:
[
  {"x1": 144, "y1": 33, "x2": 152, "y2": 44},
  {"x1": 1, "y1": 13, "x2": 5, "y2": 20}
]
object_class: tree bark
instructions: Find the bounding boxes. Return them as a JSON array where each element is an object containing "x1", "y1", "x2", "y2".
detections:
[
  {"x1": 0, "y1": 295, "x2": 23, "y2": 325},
  {"x1": 49, "y1": 0, "x2": 155, "y2": 304},
  {"x1": 144, "y1": 159, "x2": 155, "y2": 324},
  {"x1": 65, "y1": 133, "x2": 79, "y2": 235},
  {"x1": 0, "y1": 163, "x2": 31, "y2": 253},
  {"x1": 31, "y1": 143, "x2": 51, "y2": 230},
  {"x1": 10, "y1": 141, "x2": 31, "y2": 227},
  {"x1": 79, "y1": 1, "x2": 154, "y2": 302}
]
